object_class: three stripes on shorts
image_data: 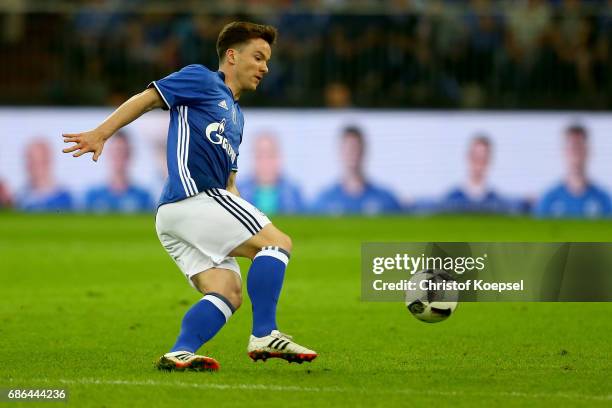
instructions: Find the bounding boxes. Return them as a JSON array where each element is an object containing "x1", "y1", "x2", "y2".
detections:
[{"x1": 205, "y1": 188, "x2": 262, "y2": 235}]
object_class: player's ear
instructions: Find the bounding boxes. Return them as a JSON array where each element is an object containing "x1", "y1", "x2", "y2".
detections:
[{"x1": 226, "y1": 48, "x2": 236, "y2": 65}]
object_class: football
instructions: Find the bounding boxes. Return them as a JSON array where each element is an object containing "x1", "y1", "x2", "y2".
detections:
[{"x1": 405, "y1": 269, "x2": 459, "y2": 323}]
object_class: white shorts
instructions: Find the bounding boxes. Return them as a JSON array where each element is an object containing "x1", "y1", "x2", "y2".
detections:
[{"x1": 155, "y1": 188, "x2": 271, "y2": 287}]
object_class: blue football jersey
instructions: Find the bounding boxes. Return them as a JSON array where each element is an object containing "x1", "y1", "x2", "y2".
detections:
[
  {"x1": 149, "y1": 64, "x2": 244, "y2": 207},
  {"x1": 439, "y1": 187, "x2": 511, "y2": 214},
  {"x1": 16, "y1": 187, "x2": 74, "y2": 212},
  {"x1": 311, "y1": 182, "x2": 402, "y2": 215},
  {"x1": 535, "y1": 182, "x2": 612, "y2": 218},
  {"x1": 84, "y1": 185, "x2": 154, "y2": 213}
]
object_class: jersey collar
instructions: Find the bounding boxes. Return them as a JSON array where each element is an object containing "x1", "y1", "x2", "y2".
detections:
[{"x1": 217, "y1": 70, "x2": 238, "y2": 101}]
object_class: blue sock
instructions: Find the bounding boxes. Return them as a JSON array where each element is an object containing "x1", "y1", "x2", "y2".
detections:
[
  {"x1": 247, "y1": 246, "x2": 290, "y2": 337},
  {"x1": 170, "y1": 292, "x2": 235, "y2": 353}
]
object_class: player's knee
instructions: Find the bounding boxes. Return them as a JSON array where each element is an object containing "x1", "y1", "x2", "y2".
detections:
[
  {"x1": 223, "y1": 286, "x2": 242, "y2": 311},
  {"x1": 258, "y1": 232, "x2": 291, "y2": 256},
  {"x1": 228, "y1": 291, "x2": 242, "y2": 310},
  {"x1": 238, "y1": 228, "x2": 294, "y2": 260},
  {"x1": 276, "y1": 232, "x2": 292, "y2": 253},
  {"x1": 267, "y1": 230, "x2": 291, "y2": 253}
]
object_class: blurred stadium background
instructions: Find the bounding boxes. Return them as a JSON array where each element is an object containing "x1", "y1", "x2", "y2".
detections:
[
  {"x1": 1, "y1": 0, "x2": 611, "y2": 218},
  {"x1": 2, "y1": 2, "x2": 612, "y2": 406},
  {"x1": 3, "y1": 0, "x2": 612, "y2": 108}
]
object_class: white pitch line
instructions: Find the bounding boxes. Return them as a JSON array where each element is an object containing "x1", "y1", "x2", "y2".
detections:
[
  {"x1": 58, "y1": 378, "x2": 339, "y2": 393},
  {"x1": 14, "y1": 378, "x2": 612, "y2": 402}
]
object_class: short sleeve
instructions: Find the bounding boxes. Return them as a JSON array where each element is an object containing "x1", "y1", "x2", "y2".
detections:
[{"x1": 148, "y1": 65, "x2": 210, "y2": 110}]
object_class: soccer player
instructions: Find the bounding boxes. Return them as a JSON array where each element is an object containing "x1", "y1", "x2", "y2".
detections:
[
  {"x1": 62, "y1": 21, "x2": 317, "y2": 371},
  {"x1": 239, "y1": 133, "x2": 305, "y2": 214},
  {"x1": 17, "y1": 139, "x2": 74, "y2": 212},
  {"x1": 84, "y1": 131, "x2": 154, "y2": 213},
  {"x1": 312, "y1": 126, "x2": 402, "y2": 214},
  {"x1": 535, "y1": 124, "x2": 611, "y2": 218},
  {"x1": 439, "y1": 135, "x2": 511, "y2": 214}
]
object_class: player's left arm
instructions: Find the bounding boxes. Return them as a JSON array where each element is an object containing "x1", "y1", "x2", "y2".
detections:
[
  {"x1": 62, "y1": 88, "x2": 164, "y2": 161},
  {"x1": 226, "y1": 171, "x2": 240, "y2": 196}
]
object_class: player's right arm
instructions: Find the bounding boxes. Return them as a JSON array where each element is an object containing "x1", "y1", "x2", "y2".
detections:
[{"x1": 62, "y1": 88, "x2": 164, "y2": 161}]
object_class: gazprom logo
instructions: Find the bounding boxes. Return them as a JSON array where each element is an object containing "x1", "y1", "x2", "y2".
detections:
[
  {"x1": 206, "y1": 118, "x2": 226, "y2": 144},
  {"x1": 205, "y1": 118, "x2": 236, "y2": 163}
]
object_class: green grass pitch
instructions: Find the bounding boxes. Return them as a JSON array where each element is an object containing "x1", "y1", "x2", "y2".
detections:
[{"x1": 1, "y1": 213, "x2": 611, "y2": 407}]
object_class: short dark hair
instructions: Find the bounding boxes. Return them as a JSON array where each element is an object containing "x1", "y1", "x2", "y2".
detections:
[
  {"x1": 342, "y1": 126, "x2": 364, "y2": 141},
  {"x1": 112, "y1": 130, "x2": 131, "y2": 152},
  {"x1": 216, "y1": 21, "x2": 277, "y2": 61},
  {"x1": 341, "y1": 126, "x2": 365, "y2": 153},
  {"x1": 471, "y1": 134, "x2": 491, "y2": 149},
  {"x1": 114, "y1": 130, "x2": 129, "y2": 144},
  {"x1": 565, "y1": 123, "x2": 588, "y2": 140}
]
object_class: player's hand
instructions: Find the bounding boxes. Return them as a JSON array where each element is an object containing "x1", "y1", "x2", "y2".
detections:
[{"x1": 62, "y1": 129, "x2": 107, "y2": 162}]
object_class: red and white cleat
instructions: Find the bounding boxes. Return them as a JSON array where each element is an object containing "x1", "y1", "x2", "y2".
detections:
[
  {"x1": 248, "y1": 330, "x2": 317, "y2": 364},
  {"x1": 156, "y1": 351, "x2": 220, "y2": 372}
]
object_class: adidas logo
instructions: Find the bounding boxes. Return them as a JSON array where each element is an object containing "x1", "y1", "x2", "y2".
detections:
[
  {"x1": 218, "y1": 100, "x2": 228, "y2": 110},
  {"x1": 268, "y1": 338, "x2": 290, "y2": 350}
]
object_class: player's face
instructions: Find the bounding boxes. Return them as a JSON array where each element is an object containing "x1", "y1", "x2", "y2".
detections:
[
  {"x1": 341, "y1": 134, "x2": 364, "y2": 173},
  {"x1": 254, "y1": 135, "x2": 281, "y2": 184},
  {"x1": 468, "y1": 142, "x2": 490, "y2": 180},
  {"x1": 234, "y1": 38, "x2": 271, "y2": 91},
  {"x1": 26, "y1": 141, "x2": 51, "y2": 184},
  {"x1": 565, "y1": 132, "x2": 587, "y2": 172},
  {"x1": 109, "y1": 137, "x2": 131, "y2": 175}
]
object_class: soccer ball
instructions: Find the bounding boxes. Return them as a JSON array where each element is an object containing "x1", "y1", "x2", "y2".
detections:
[{"x1": 405, "y1": 269, "x2": 458, "y2": 323}]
